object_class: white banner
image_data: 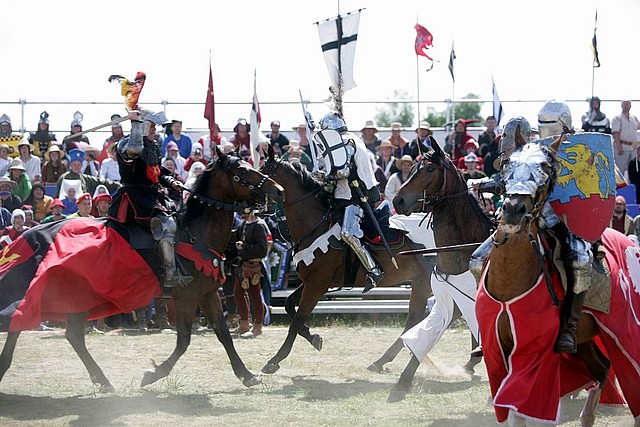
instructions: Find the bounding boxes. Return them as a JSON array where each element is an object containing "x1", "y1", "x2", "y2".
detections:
[{"x1": 317, "y1": 12, "x2": 360, "y2": 92}]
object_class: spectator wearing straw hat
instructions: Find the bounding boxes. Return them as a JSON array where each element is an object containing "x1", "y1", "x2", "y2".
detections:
[
  {"x1": 17, "y1": 138, "x2": 41, "y2": 183},
  {"x1": 0, "y1": 144, "x2": 12, "y2": 177},
  {"x1": 290, "y1": 123, "x2": 312, "y2": 157},
  {"x1": 375, "y1": 140, "x2": 398, "y2": 180},
  {"x1": 42, "y1": 198, "x2": 67, "y2": 223},
  {"x1": 0, "y1": 176, "x2": 23, "y2": 212},
  {"x1": 361, "y1": 120, "x2": 382, "y2": 154},
  {"x1": 384, "y1": 155, "x2": 415, "y2": 202},
  {"x1": 281, "y1": 140, "x2": 313, "y2": 170},
  {"x1": 41, "y1": 145, "x2": 67, "y2": 184},
  {"x1": 409, "y1": 121, "x2": 433, "y2": 159},
  {"x1": 8, "y1": 158, "x2": 32, "y2": 200}
]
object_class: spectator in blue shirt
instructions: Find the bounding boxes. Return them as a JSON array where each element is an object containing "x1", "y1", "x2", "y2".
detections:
[{"x1": 162, "y1": 120, "x2": 192, "y2": 158}]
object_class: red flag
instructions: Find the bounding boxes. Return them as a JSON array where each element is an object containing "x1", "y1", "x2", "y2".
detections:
[
  {"x1": 204, "y1": 63, "x2": 216, "y2": 141},
  {"x1": 414, "y1": 23, "x2": 433, "y2": 59}
]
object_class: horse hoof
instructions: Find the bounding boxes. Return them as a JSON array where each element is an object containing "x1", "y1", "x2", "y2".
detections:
[
  {"x1": 140, "y1": 371, "x2": 158, "y2": 387},
  {"x1": 261, "y1": 362, "x2": 280, "y2": 374},
  {"x1": 243, "y1": 375, "x2": 262, "y2": 387},
  {"x1": 387, "y1": 389, "x2": 407, "y2": 403},
  {"x1": 312, "y1": 335, "x2": 323, "y2": 351},
  {"x1": 367, "y1": 363, "x2": 384, "y2": 373},
  {"x1": 100, "y1": 383, "x2": 115, "y2": 393}
]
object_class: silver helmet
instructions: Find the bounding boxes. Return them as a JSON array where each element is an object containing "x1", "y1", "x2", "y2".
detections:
[
  {"x1": 537, "y1": 100, "x2": 572, "y2": 139},
  {"x1": 319, "y1": 112, "x2": 347, "y2": 134},
  {"x1": 500, "y1": 116, "x2": 531, "y2": 156}
]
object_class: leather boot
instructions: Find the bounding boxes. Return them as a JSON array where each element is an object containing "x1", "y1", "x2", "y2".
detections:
[
  {"x1": 251, "y1": 323, "x2": 263, "y2": 337},
  {"x1": 554, "y1": 291, "x2": 586, "y2": 354},
  {"x1": 135, "y1": 307, "x2": 148, "y2": 332},
  {"x1": 158, "y1": 239, "x2": 193, "y2": 288},
  {"x1": 232, "y1": 319, "x2": 251, "y2": 335},
  {"x1": 364, "y1": 269, "x2": 383, "y2": 293},
  {"x1": 226, "y1": 314, "x2": 240, "y2": 330}
]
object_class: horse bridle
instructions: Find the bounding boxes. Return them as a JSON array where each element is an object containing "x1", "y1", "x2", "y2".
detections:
[
  {"x1": 188, "y1": 156, "x2": 270, "y2": 214},
  {"x1": 262, "y1": 158, "x2": 322, "y2": 209},
  {"x1": 416, "y1": 158, "x2": 470, "y2": 211}
]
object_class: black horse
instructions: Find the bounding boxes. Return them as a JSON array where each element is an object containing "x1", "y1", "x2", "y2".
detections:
[{"x1": 0, "y1": 150, "x2": 283, "y2": 392}]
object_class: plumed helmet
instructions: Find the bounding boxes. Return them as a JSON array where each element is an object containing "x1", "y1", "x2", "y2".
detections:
[
  {"x1": 500, "y1": 116, "x2": 531, "y2": 155},
  {"x1": 537, "y1": 100, "x2": 572, "y2": 139},
  {"x1": 319, "y1": 112, "x2": 347, "y2": 134}
]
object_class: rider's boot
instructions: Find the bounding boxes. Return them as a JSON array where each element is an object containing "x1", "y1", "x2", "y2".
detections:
[
  {"x1": 554, "y1": 290, "x2": 586, "y2": 353},
  {"x1": 158, "y1": 238, "x2": 193, "y2": 288}
]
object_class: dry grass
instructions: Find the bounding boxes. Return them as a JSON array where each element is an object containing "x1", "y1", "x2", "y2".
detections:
[{"x1": 0, "y1": 325, "x2": 633, "y2": 426}]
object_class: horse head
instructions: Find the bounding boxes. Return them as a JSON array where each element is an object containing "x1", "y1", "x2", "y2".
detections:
[
  {"x1": 393, "y1": 136, "x2": 466, "y2": 215},
  {"x1": 187, "y1": 147, "x2": 284, "y2": 217},
  {"x1": 499, "y1": 130, "x2": 559, "y2": 237}
]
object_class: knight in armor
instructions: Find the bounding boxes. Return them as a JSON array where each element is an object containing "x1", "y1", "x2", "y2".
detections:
[
  {"x1": 29, "y1": 111, "x2": 58, "y2": 158},
  {"x1": 469, "y1": 100, "x2": 595, "y2": 355},
  {"x1": 314, "y1": 112, "x2": 383, "y2": 293},
  {"x1": 108, "y1": 110, "x2": 192, "y2": 289}
]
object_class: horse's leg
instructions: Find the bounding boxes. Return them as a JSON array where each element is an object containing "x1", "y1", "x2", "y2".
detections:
[
  {"x1": 262, "y1": 281, "x2": 327, "y2": 374},
  {"x1": 369, "y1": 272, "x2": 431, "y2": 374},
  {"x1": 576, "y1": 339, "x2": 610, "y2": 427},
  {"x1": 199, "y1": 289, "x2": 260, "y2": 387},
  {"x1": 0, "y1": 331, "x2": 20, "y2": 383},
  {"x1": 65, "y1": 312, "x2": 114, "y2": 392},
  {"x1": 387, "y1": 356, "x2": 420, "y2": 403},
  {"x1": 141, "y1": 294, "x2": 196, "y2": 387},
  {"x1": 285, "y1": 284, "x2": 323, "y2": 351}
]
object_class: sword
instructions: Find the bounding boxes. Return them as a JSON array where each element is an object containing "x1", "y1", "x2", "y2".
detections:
[
  {"x1": 398, "y1": 242, "x2": 482, "y2": 256},
  {"x1": 63, "y1": 115, "x2": 130, "y2": 141},
  {"x1": 351, "y1": 180, "x2": 399, "y2": 270}
]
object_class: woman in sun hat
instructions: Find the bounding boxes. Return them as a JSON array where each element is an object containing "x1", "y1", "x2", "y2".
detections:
[
  {"x1": 8, "y1": 158, "x2": 31, "y2": 200},
  {"x1": 384, "y1": 154, "x2": 415, "y2": 203}
]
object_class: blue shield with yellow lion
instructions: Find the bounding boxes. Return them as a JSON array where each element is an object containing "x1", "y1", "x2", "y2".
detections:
[{"x1": 540, "y1": 133, "x2": 617, "y2": 242}]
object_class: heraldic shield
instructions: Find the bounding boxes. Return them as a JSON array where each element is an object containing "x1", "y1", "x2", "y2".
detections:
[
  {"x1": 312, "y1": 129, "x2": 348, "y2": 175},
  {"x1": 541, "y1": 133, "x2": 616, "y2": 242}
]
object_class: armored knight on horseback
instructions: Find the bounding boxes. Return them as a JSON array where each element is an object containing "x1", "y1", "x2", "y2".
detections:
[
  {"x1": 108, "y1": 110, "x2": 193, "y2": 289},
  {"x1": 470, "y1": 100, "x2": 600, "y2": 354},
  {"x1": 312, "y1": 112, "x2": 383, "y2": 292}
]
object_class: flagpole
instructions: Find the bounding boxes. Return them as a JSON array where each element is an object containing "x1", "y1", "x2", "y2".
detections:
[{"x1": 416, "y1": 52, "x2": 421, "y2": 124}]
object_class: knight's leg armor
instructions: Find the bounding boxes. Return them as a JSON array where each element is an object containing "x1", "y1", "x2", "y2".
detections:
[
  {"x1": 151, "y1": 214, "x2": 193, "y2": 288},
  {"x1": 469, "y1": 233, "x2": 495, "y2": 285},
  {"x1": 554, "y1": 230, "x2": 592, "y2": 354},
  {"x1": 340, "y1": 204, "x2": 383, "y2": 293}
]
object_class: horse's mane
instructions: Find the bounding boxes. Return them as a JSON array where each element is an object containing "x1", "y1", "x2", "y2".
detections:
[
  {"x1": 425, "y1": 146, "x2": 497, "y2": 230},
  {"x1": 276, "y1": 159, "x2": 331, "y2": 205},
  {"x1": 181, "y1": 155, "x2": 238, "y2": 225}
]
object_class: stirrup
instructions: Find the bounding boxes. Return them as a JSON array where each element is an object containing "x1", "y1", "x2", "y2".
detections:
[
  {"x1": 554, "y1": 329, "x2": 577, "y2": 354},
  {"x1": 165, "y1": 271, "x2": 193, "y2": 288},
  {"x1": 363, "y1": 270, "x2": 383, "y2": 293}
]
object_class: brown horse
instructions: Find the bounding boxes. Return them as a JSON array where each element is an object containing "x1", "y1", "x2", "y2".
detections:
[
  {"x1": 391, "y1": 138, "x2": 495, "y2": 400},
  {"x1": 478, "y1": 135, "x2": 640, "y2": 426},
  {"x1": 0, "y1": 150, "x2": 284, "y2": 392},
  {"x1": 260, "y1": 146, "x2": 435, "y2": 392}
]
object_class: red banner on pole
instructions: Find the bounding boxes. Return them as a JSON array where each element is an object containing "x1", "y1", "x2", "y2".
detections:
[{"x1": 204, "y1": 63, "x2": 216, "y2": 141}]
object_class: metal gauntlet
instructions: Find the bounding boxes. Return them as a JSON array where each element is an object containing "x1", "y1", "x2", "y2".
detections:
[{"x1": 118, "y1": 120, "x2": 144, "y2": 160}]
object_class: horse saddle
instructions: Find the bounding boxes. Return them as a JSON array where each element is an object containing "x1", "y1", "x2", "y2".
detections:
[
  {"x1": 107, "y1": 219, "x2": 156, "y2": 250},
  {"x1": 329, "y1": 202, "x2": 406, "y2": 250}
]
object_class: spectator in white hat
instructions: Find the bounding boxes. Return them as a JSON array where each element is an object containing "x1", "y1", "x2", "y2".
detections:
[
  {"x1": 360, "y1": 120, "x2": 382, "y2": 154},
  {"x1": 18, "y1": 138, "x2": 41, "y2": 183}
]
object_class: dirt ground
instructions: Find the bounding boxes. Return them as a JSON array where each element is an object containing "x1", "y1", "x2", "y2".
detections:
[{"x1": 0, "y1": 324, "x2": 633, "y2": 426}]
